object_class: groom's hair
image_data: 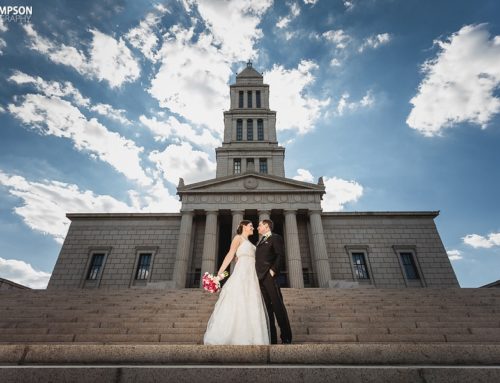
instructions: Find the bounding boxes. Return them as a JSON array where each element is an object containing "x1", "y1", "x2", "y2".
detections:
[{"x1": 262, "y1": 219, "x2": 273, "y2": 231}]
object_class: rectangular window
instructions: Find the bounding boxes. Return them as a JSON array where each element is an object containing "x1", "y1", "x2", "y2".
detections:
[
  {"x1": 247, "y1": 90, "x2": 252, "y2": 108},
  {"x1": 135, "y1": 253, "x2": 152, "y2": 280},
  {"x1": 87, "y1": 253, "x2": 104, "y2": 280},
  {"x1": 256, "y1": 90, "x2": 261, "y2": 108},
  {"x1": 247, "y1": 119, "x2": 253, "y2": 140},
  {"x1": 247, "y1": 158, "x2": 254, "y2": 172},
  {"x1": 234, "y1": 158, "x2": 241, "y2": 174},
  {"x1": 257, "y1": 119, "x2": 264, "y2": 140},
  {"x1": 352, "y1": 253, "x2": 370, "y2": 280},
  {"x1": 259, "y1": 158, "x2": 268, "y2": 174},
  {"x1": 400, "y1": 252, "x2": 420, "y2": 280},
  {"x1": 238, "y1": 91, "x2": 244, "y2": 108},
  {"x1": 236, "y1": 119, "x2": 243, "y2": 141}
]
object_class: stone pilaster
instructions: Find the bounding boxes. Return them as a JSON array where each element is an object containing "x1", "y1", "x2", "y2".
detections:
[
  {"x1": 173, "y1": 210, "x2": 194, "y2": 289},
  {"x1": 284, "y1": 210, "x2": 304, "y2": 288},
  {"x1": 200, "y1": 210, "x2": 218, "y2": 286},
  {"x1": 309, "y1": 210, "x2": 332, "y2": 287}
]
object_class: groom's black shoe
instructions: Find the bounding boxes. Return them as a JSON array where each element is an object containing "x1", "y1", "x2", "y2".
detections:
[{"x1": 281, "y1": 339, "x2": 292, "y2": 344}]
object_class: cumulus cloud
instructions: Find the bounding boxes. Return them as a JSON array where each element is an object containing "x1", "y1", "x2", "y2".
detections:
[
  {"x1": 194, "y1": 0, "x2": 272, "y2": 60},
  {"x1": 447, "y1": 249, "x2": 463, "y2": 261},
  {"x1": 0, "y1": 258, "x2": 51, "y2": 289},
  {"x1": 463, "y1": 232, "x2": 500, "y2": 249},
  {"x1": 330, "y1": 58, "x2": 342, "y2": 67},
  {"x1": 322, "y1": 29, "x2": 351, "y2": 49},
  {"x1": 337, "y1": 90, "x2": 374, "y2": 115},
  {"x1": 358, "y1": 33, "x2": 391, "y2": 52},
  {"x1": 125, "y1": 5, "x2": 170, "y2": 61},
  {"x1": 149, "y1": 26, "x2": 230, "y2": 134},
  {"x1": 140, "y1": 114, "x2": 220, "y2": 148},
  {"x1": 0, "y1": 171, "x2": 135, "y2": 243},
  {"x1": 0, "y1": 170, "x2": 181, "y2": 243},
  {"x1": 0, "y1": 38, "x2": 6, "y2": 55},
  {"x1": 292, "y1": 169, "x2": 363, "y2": 210},
  {"x1": 322, "y1": 176, "x2": 364, "y2": 211},
  {"x1": 8, "y1": 71, "x2": 131, "y2": 124},
  {"x1": 407, "y1": 24, "x2": 500, "y2": 136},
  {"x1": 7, "y1": 93, "x2": 150, "y2": 185},
  {"x1": 265, "y1": 60, "x2": 330, "y2": 134},
  {"x1": 344, "y1": 0, "x2": 354, "y2": 10},
  {"x1": 277, "y1": 2, "x2": 301, "y2": 29},
  {"x1": 293, "y1": 168, "x2": 314, "y2": 182},
  {"x1": 23, "y1": 24, "x2": 140, "y2": 88},
  {"x1": 149, "y1": 142, "x2": 216, "y2": 185},
  {"x1": 304, "y1": 0, "x2": 318, "y2": 4}
]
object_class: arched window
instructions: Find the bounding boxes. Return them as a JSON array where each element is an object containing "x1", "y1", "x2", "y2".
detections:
[
  {"x1": 257, "y1": 119, "x2": 264, "y2": 141},
  {"x1": 236, "y1": 119, "x2": 243, "y2": 141},
  {"x1": 247, "y1": 119, "x2": 253, "y2": 140}
]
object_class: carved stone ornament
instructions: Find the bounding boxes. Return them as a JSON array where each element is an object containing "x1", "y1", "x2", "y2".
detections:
[{"x1": 243, "y1": 177, "x2": 258, "y2": 189}]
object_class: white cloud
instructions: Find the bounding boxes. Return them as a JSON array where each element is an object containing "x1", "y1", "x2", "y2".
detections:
[
  {"x1": 304, "y1": 0, "x2": 318, "y2": 4},
  {"x1": 23, "y1": 25, "x2": 140, "y2": 88},
  {"x1": 194, "y1": 0, "x2": 272, "y2": 60},
  {"x1": 150, "y1": 26, "x2": 230, "y2": 134},
  {"x1": 9, "y1": 71, "x2": 132, "y2": 125},
  {"x1": 293, "y1": 168, "x2": 314, "y2": 182},
  {"x1": 358, "y1": 33, "x2": 391, "y2": 52},
  {"x1": 140, "y1": 114, "x2": 220, "y2": 148},
  {"x1": 0, "y1": 258, "x2": 51, "y2": 289},
  {"x1": 407, "y1": 24, "x2": 500, "y2": 137},
  {"x1": 265, "y1": 60, "x2": 330, "y2": 134},
  {"x1": 277, "y1": 2, "x2": 301, "y2": 29},
  {"x1": 322, "y1": 176, "x2": 364, "y2": 211},
  {"x1": 344, "y1": 0, "x2": 354, "y2": 10},
  {"x1": 0, "y1": 170, "x2": 181, "y2": 243},
  {"x1": 323, "y1": 29, "x2": 350, "y2": 49},
  {"x1": 292, "y1": 169, "x2": 363, "y2": 210},
  {"x1": 0, "y1": 38, "x2": 6, "y2": 55},
  {"x1": 447, "y1": 249, "x2": 463, "y2": 261},
  {"x1": 149, "y1": 142, "x2": 216, "y2": 185},
  {"x1": 0, "y1": 17, "x2": 8, "y2": 32},
  {"x1": 125, "y1": 6, "x2": 170, "y2": 62},
  {"x1": 7, "y1": 93, "x2": 150, "y2": 186},
  {"x1": 337, "y1": 90, "x2": 374, "y2": 115},
  {"x1": 330, "y1": 58, "x2": 342, "y2": 67},
  {"x1": 463, "y1": 232, "x2": 500, "y2": 249},
  {"x1": 0, "y1": 171, "x2": 134, "y2": 243}
]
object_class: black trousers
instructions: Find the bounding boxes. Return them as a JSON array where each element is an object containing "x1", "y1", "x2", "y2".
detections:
[{"x1": 259, "y1": 272, "x2": 292, "y2": 344}]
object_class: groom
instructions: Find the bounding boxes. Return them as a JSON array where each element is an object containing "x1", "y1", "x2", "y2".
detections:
[{"x1": 255, "y1": 219, "x2": 292, "y2": 344}]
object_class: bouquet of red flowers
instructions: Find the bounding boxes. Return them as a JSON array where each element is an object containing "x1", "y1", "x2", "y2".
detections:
[{"x1": 202, "y1": 271, "x2": 228, "y2": 293}]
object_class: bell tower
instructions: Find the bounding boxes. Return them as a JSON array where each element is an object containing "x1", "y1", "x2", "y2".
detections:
[{"x1": 215, "y1": 62, "x2": 286, "y2": 178}]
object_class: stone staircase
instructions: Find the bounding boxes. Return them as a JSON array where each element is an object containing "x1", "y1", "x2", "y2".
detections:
[{"x1": 1, "y1": 288, "x2": 500, "y2": 382}]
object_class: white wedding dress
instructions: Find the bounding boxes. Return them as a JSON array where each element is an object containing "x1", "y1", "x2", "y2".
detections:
[{"x1": 203, "y1": 237, "x2": 270, "y2": 345}]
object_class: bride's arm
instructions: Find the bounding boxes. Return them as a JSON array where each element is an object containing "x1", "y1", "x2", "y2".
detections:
[{"x1": 216, "y1": 236, "x2": 241, "y2": 278}]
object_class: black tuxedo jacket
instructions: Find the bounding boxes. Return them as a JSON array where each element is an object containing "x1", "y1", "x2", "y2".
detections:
[{"x1": 255, "y1": 233, "x2": 284, "y2": 280}]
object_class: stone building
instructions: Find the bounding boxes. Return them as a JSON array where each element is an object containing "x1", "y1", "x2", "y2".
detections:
[{"x1": 48, "y1": 63, "x2": 459, "y2": 290}]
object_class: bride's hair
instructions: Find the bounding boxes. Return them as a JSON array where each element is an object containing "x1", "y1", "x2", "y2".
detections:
[{"x1": 236, "y1": 220, "x2": 252, "y2": 235}]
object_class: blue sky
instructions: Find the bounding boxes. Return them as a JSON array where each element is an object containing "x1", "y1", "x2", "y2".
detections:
[{"x1": 0, "y1": 0, "x2": 499, "y2": 288}]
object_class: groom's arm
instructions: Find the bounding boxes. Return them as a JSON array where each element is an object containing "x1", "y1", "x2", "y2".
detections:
[{"x1": 270, "y1": 234, "x2": 284, "y2": 276}]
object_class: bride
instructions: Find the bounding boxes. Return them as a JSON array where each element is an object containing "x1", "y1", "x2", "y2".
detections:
[{"x1": 203, "y1": 220, "x2": 270, "y2": 345}]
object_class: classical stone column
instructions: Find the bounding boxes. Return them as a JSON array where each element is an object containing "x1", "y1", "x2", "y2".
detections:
[
  {"x1": 173, "y1": 210, "x2": 194, "y2": 289},
  {"x1": 284, "y1": 210, "x2": 304, "y2": 288},
  {"x1": 200, "y1": 210, "x2": 218, "y2": 287},
  {"x1": 230, "y1": 210, "x2": 244, "y2": 273},
  {"x1": 309, "y1": 210, "x2": 332, "y2": 287}
]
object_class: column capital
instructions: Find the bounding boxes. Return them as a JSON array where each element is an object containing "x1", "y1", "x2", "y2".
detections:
[
  {"x1": 284, "y1": 209, "x2": 298, "y2": 215},
  {"x1": 231, "y1": 210, "x2": 245, "y2": 216},
  {"x1": 258, "y1": 209, "x2": 271, "y2": 215},
  {"x1": 180, "y1": 209, "x2": 195, "y2": 216},
  {"x1": 205, "y1": 209, "x2": 219, "y2": 215},
  {"x1": 308, "y1": 209, "x2": 323, "y2": 216}
]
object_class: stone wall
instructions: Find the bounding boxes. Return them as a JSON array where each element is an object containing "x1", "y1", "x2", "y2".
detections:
[
  {"x1": 48, "y1": 214, "x2": 181, "y2": 289},
  {"x1": 322, "y1": 213, "x2": 459, "y2": 288}
]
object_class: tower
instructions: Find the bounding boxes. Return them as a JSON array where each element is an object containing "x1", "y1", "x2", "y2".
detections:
[{"x1": 216, "y1": 61, "x2": 285, "y2": 178}]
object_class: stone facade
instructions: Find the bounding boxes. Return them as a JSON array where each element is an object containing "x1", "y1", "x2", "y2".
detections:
[{"x1": 47, "y1": 63, "x2": 459, "y2": 290}]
